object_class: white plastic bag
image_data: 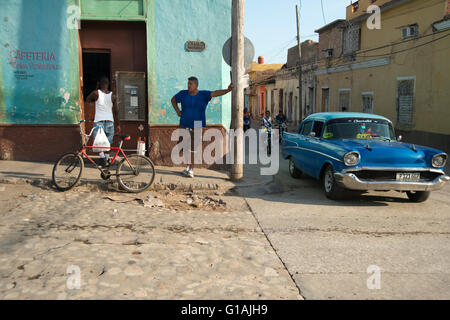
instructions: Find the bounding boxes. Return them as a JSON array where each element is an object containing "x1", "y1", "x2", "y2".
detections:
[
  {"x1": 92, "y1": 127, "x2": 111, "y2": 153},
  {"x1": 137, "y1": 141, "x2": 145, "y2": 156}
]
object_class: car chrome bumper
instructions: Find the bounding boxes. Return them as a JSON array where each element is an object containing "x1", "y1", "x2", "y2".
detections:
[{"x1": 334, "y1": 173, "x2": 450, "y2": 191}]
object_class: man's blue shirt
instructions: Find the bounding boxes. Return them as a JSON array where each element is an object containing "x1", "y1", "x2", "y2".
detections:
[{"x1": 174, "y1": 90, "x2": 212, "y2": 129}]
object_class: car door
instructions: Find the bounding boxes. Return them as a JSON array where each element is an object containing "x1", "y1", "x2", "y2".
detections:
[
  {"x1": 307, "y1": 121, "x2": 326, "y2": 179},
  {"x1": 295, "y1": 120, "x2": 314, "y2": 175}
]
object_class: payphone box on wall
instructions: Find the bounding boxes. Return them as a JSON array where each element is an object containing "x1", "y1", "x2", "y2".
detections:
[{"x1": 115, "y1": 72, "x2": 146, "y2": 121}]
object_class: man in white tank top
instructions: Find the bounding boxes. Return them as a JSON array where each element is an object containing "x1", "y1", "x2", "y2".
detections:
[{"x1": 86, "y1": 77, "x2": 121, "y2": 167}]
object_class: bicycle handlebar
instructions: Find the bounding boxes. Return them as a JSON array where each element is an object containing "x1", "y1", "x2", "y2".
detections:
[{"x1": 78, "y1": 120, "x2": 97, "y2": 145}]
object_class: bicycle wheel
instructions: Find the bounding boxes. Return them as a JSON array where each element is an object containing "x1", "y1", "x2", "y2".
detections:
[
  {"x1": 116, "y1": 154, "x2": 155, "y2": 193},
  {"x1": 52, "y1": 153, "x2": 84, "y2": 191}
]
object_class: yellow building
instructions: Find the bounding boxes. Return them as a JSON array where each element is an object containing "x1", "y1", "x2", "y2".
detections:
[
  {"x1": 315, "y1": 0, "x2": 450, "y2": 153},
  {"x1": 246, "y1": 58, "x2": 283, "y2": 118}
]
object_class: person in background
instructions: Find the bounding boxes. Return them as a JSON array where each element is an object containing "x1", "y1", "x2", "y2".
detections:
[
  {"x1": 305, "y1": 105, "x2": 312, "y2": 117},
  {"x1": 261, "y1": 110, "x2": 273, "y2": 129},
  {"x1": 275, "y1": 110, "x2": 287, "y2": 126},
  {"x1": 260, "y1": 110, "x2": 273, "y2": 155},
  {"x1": 171, "y1": 76, "x2": 233, "y2": 178},
  {"x1": 275, "y1": 110, "x2": 287, "y2": 141},
  {"x1": 243, "y1": 108, "x2": 252, "y2": 132},
  {"x1": 86, "y1": 76, "x2": 121, "y2": 168}
]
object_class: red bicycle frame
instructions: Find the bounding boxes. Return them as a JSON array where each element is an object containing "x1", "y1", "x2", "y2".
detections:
[
  {"x1": 77, "y1": 121, "x2": 133, "y2": 171},
  {"x1": 79, "y1": 146, "x2": 132, "y2": 170}
]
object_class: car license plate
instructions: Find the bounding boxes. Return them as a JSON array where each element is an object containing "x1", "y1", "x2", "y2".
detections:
[{"x1": 396, "y1": 173, "x2": 420, "y2": 182}]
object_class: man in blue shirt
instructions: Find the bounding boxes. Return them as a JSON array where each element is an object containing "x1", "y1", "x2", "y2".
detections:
[{"x1": 171, "y1": 76, "x2": 233, "y2": 178}]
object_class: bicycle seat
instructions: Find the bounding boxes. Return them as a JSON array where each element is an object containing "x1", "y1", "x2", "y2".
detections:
[{"x1": 115, "y1": 134, "x2": 131, "y2": 141}]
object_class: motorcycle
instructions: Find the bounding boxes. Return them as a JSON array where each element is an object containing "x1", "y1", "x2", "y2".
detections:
[
  {"x1": 261, "y1": 117, "x2": 273, "y2": 155},
  {"x1": 262, "y1": 126, "x2": 272, "y2": 156},
  {"x1": 277, "y1": 121, "x2": 287, "y2": 143}
]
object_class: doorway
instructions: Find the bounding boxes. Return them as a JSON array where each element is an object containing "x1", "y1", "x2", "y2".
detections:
[
  {"x1": 260, "y1": 91, "x2": 265, "y2": 115},
  {"x1": 279, "y1": 89, "x2": 284, "y2": 114},
  {"x1": 321, "y1": 88, "x2": 330, "y2": 112},
  {"x1": 288, "y1": 92, "x2": 293, "y2": 121},
  {"x1": 308, "y1": 87, "x2": 314, "y2": 112},
  {"x1": 79, "y1": 20, "x2": 148, "y2": 152},
  {"x1": 82, "y1": 51, "x2": 111, "y2": 101},
  {"x1": 271, "y1": 90, "x2": 275, "y2": 115}
]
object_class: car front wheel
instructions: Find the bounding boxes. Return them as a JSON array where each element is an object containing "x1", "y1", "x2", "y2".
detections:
[
  {"x1": 323, "y1": 165, "x2": 345, "y2": 200},
  {"x1": 406, "y1": 191, "x2": 430, "y2": 203},
  {"x1": 289, "y1": 158, "x2": 302, "y2": 179}
]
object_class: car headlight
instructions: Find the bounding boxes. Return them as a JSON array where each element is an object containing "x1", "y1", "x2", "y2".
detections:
[
  {"x1": 344, "y1": 152, "x2": 360, "y2": 166},
  {"x1": 432, "y1": 153, "x2": 447, "y2": 168}
]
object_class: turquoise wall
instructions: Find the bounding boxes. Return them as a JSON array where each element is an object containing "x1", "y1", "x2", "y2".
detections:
[
  {"x1": 0, "y1": 0, "x2": 80, "y2": 124},
  {"x1": 0, "y1": 0, "x2": 232, "y2": 127},
  {"x1": 150, "y1": 0, "x2": 232, "y2": 127}
]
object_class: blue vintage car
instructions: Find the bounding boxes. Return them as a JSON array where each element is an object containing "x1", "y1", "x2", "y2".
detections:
[{"x1": 282, "y1": 112, "x2": 449, "y2": 202}]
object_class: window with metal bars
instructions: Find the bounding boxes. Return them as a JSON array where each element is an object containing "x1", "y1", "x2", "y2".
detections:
[
  {"x1": 397, "y1": 79, "x2": 415, "y2": 125},
  {"x1": 362, "y1": 94, "x2": 374, "y2": 114}
]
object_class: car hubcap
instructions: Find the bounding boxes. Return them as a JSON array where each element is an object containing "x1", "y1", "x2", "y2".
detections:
[
  {"x1": 325, "y1": 170, "x2": 333, "y2": 193},
  {"x1": 289, "y1": 160, "x2": 294, "y2": 174}
]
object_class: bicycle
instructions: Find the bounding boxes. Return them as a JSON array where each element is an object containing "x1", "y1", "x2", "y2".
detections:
[{"x1": 52, "y1": 120, "x2": 156, "y2": 193}]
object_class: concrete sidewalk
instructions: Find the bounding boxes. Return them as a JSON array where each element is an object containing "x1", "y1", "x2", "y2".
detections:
[
  {"x1": 0, "y1": 160, "x2": 235, "y2": 193},
  {"x1": 0, "y1": 160, "x2": 273, "y2": 193}
]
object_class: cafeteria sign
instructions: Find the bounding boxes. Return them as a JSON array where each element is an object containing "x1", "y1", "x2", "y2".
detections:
[{"x1": 186, "y1": 40, "x2": 206, "y2": 52}]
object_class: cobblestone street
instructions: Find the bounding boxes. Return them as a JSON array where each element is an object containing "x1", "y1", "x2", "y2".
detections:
[{"x1": 0, "y1": 183, "x2": 301, "y2": 300}]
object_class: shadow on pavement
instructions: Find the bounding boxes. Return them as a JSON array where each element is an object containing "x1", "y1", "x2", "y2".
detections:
[{"x1": 233, "y1": 151, "x2": 413, "y2": 207}]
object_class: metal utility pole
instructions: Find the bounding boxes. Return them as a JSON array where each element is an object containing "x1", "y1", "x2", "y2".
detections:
[
  {"x1": 230, "y1": 0, "x2": 245, "y2": 181},
  {"x1": 296, "y1": 5, "x2": 303, "y2": 119}
]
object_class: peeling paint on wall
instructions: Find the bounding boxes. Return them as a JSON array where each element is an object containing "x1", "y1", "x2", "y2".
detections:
[
  {"x1": 146, "y1": 0, "x2": 157, "y2": 126},
  {"x1": 1, "y1": 0, "x2": 230, "y2": 127},
  {"x1": 0, "y1": 0, "x2": 80, "y2": 124},
  {"x1": 0, "y1": 55, "x2": 5, "y2": 122},
  {"x1": 149, "y1": 0, "x2": 232, "y2": 127}
]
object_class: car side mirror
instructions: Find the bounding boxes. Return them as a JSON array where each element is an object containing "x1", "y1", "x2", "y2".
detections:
[
  {"x1": 309, "y1": 132, "x2": 316, "y2": 138},
  {"x1": 397, "y1": 135, "x2": 402, "y2": 142}
]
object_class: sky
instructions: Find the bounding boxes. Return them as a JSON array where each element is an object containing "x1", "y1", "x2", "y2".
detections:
[{"x1": 245, "y1": 0, "x2": 352, "y2": 64}]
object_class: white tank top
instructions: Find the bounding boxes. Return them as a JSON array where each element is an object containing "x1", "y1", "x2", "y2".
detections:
[{"x1": 94, "y1": 90, "x2": 114, "y2": 122}]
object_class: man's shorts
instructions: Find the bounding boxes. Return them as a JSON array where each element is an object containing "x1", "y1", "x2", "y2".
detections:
[
  {"x1": 179, "y1": 127, "x2": 204, "y2": 151},
  {"x1": 93, "y1": 120, "x2": 114, "y2": 145}
]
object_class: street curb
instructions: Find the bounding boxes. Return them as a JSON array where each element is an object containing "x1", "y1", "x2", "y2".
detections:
[{"x1": 0, "y1": 176, "x2": 231, "y2": 193}]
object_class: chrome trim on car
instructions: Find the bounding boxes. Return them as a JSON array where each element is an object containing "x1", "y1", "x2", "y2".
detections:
[
  {"x1": 343, "y1": 151, "x2": 360, "y2": 166},
  {"x1": 283, "y1": 146, "x2": 343, "y2": 162},
  {"x1": 341, "y1": 167, "x2": 446, "y2": 174},
  {"x1": 334, "y1": 173, "x2": 450, "y2": 191},
  {"x1": 432, "y1": 153, "x2": 448, "y2": 168}
]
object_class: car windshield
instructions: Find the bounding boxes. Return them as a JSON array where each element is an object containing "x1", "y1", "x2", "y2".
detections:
[{"x1": 322, "y1": 118, "x2": 395, "y2": 141}]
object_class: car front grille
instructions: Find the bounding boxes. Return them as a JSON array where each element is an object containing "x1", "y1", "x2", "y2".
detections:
[{"x1": 349, "y1": 170, "x2": 442, "y2": 182}]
